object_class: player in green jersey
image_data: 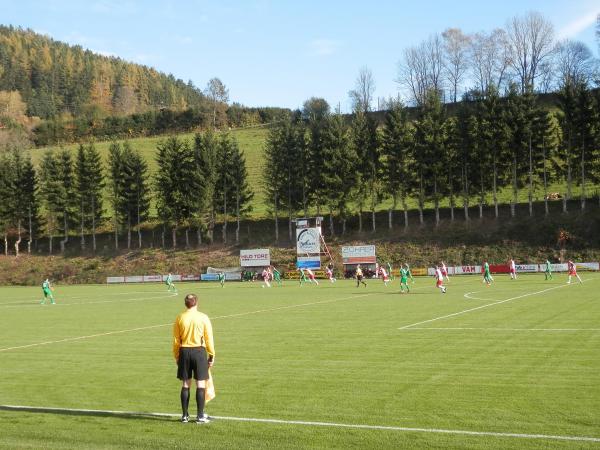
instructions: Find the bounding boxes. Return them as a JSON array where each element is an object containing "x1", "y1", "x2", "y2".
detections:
[
  {"x1": 544, "y1": 259, "x2": 553, "y2": 280},
  {"x1": 482, "y1": 261, "x2": 493, "y2": 286},
  {"x1": 271, "y1": 266, "x2": 282, "y2": 286},
  {"x1": 399, "y1": 265, "x2": 410, "y2": 293},
  {"x1": 166, "y1": 273, "x2": 177, "y2": 293},
  {"x1": 40, "y1": 278, "x2": 56, "y2": 305},
  {"x1": 298, "y1": 268, "x2": 308, "y2": 286},
  {"x1": 218, "y1": 272, "x2": 225, "y2": 287}
]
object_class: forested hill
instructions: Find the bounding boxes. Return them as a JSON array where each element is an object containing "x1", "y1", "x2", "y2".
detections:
[{"x1": 0, "y1": 25, "x2": 207, "y2": 119}]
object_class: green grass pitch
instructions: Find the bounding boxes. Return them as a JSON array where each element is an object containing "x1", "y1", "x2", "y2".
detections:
[{"x1": 1, "y1": 274, "x2": 599, "y2": 449}]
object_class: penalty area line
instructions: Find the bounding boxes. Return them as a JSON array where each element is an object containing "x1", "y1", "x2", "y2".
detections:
[
  {"x1": 0, "y1": 405, "x2": 599, "y2": 444},
  {"x1": 398, "y1": 277, "x2": 597, "y2": 330}
]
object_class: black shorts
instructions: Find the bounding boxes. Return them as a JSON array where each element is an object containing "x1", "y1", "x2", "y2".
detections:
[
  {"x1": 357, "y1": 275, "x2": 363, "y2": 281},
  {"x1": 177, "y1": 347, "x2": 209, "y2": 381}
]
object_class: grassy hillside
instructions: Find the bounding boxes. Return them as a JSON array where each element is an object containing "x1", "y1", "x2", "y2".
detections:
[
  {"x1": 31, "y1": 126, "x2": 271, "y2": 217},
  {"x1": 29, "y1": 125, "x2": 599, "y2": 222}
]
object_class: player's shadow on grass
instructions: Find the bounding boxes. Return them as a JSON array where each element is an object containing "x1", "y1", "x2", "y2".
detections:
[{"x1": 0, "y1": 405, "x2": 174, "y2": 422}]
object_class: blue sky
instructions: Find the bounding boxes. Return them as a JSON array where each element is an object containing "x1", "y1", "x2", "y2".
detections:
[{"x1": 1, "y1": 0, "x2": 598, "y2": 111}]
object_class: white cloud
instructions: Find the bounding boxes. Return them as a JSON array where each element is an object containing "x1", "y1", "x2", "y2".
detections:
[
  {"x1": 309, "y1": 39, "x2": 341, "y2": 56},
  {"x1": 557, "y1": 9, "x2": 599, "y2": 39}
]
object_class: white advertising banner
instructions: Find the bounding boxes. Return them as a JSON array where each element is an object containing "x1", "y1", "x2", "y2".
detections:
[
  {"x1": 162, "y1": 274, "x2": 182, "y2": 282},
  {"x1": 125, "y1": 275, "x2": 144, "y2": 283},
  {"x1": 549, "y1": 263, "x2": 568, "y2": 272},
  {"x1": 296, "y1": 227, "x2": 321, "y2": 254},
  {"x1": 181, "y1": 274, "x2": 201, "y2": 281},
  {"x1": 240, "y1": 249, "x2": 271, "y2": 267},
  {"x1": 143, "y1": 275, "x2": 162, "y2": 283},
  {"x1": 341, "y1": 245, "x2": 376, "y2": 264},
  {"x1": 453, "y1": 265, "x2": 482, "y2": 275},
  {"x1": 515, "y1": 264, "x2": 538, "y2": 273},
  {"x1": 577, "y1": 262, "x2": 600, "y2": 271},
  {"x1": 106, "y1": 276, "x2": 125, "y2": 284}
]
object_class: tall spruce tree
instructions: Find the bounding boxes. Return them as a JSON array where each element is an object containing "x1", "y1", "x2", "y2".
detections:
[
  {"x1": 8, "y1": 150, "x2": 39, "y2": 256},
  {"x1": 320, "y1": 113, "x2": 357, "y2": 235},
  {"x1": 56, "y1": 150, "x2": 77, "y2": 253},
  {"x1": 573, "y1": 81, "x2": 597, "y2": 211},
  {"x1": 226, "y1": 137, "x2": 254, "y2": 244},
  {"x1": 155, "y1": 136, "x2": 202, "y2": 248},
  {"x1": 556, "y1": 82, "x2": 578, "y2": 212},
  {"x1": 414, "y1": 90, "x2": 447, "y2": 226},
  {"x1": 350, "y1": 112, "x2": 380, "y2": 231},
  {"x1": 481, "y1": 87, "x2": 510, "y2": 218},
  {"x1": 75, "y1": 143, "x2": 105, "y2": 251},
  {"x1": 505, "y1": 85, "x2": 534, "y2": 217},
  {"x1": 39, "y1": 151, "x2": 63, "y2": 254},
  {"x1": 0, "y1": 153, "x2": 15, "y2": 255},
  {"x1": 263, "y1": 121, "x2": 288, "y2": 242},
  {"x1": 194, "y1": 130, "x2": 219, "y2": 244},
  {"x1": 381, "y1": 102, "x2": 415, "y2": 229}
]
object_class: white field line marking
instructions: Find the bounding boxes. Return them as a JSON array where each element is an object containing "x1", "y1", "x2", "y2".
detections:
[
  {"x1": 0, "y1": 405, "x2": 598, "y2": 444},
  {"x1": 0, "y1": 293, "x2": 178, "y2": 309},
  {"x1": 404, "y1": 327, "x2": 600, "y2": 332},
  {"x1": 0, "y1": 292, "x2": 377, "y2": 353},
  {"x1": 463, "y1": 291, "x2": 499, "y2": 301},
  {"x1": 398, "y1": 278, "x2": 596, "y2": 330},
  {"x1": 0, "y1": 290, "x2": 173, "y2": 303}
]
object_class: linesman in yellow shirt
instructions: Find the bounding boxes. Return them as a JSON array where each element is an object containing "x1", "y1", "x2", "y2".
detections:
[{"x1": 173, "y1": 293, "x2": 215, "y2": 424}]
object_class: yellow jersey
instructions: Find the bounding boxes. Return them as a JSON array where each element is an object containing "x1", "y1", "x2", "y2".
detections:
[{"x1": 172, "y1": 308, "x2": 215, "y2": 361}]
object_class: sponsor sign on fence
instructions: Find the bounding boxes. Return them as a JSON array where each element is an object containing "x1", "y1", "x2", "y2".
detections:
[
  {"x1": 201, "y1": 274, "x2": 220, "y2": 281},
  {"x1": 240, "y1": 249, "x2": 270, "y2": 267},
  {"x1": 143, "y1": 275, "x2": 162, "y2": 283},
  {"x1": 410, "y1": 267, "x2": 428, "y2": 276},
  {"x1": 181, "y1": 274, "x2": 201, "y2": 281},
  {"x1": 454, "y1": 265, "x2": 482, "y2": 275},
  {"x1": 296, "y1": 256, "x2": 321, "y2": 269},
  {"x1": 296, "y1": 228, "x2": 321, "y2": 254},
  {"x1": 341, "y1": 245, "x2": 376, "y2": 264},
  {"x1": 106, "y1": 276, "x2": 125, "y2": 284},
  {"x1": 577, "y1": 262, "x2": 600, "y2": 271},
  {"x1": 124, "y1": 275, "x2": 144, "y2": 283},
  {"x1": 516, "y1": 264, "x2": 538, "y2": 273}
]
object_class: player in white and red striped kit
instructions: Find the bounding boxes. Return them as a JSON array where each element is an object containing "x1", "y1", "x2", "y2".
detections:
[
  {"x1": 378, "y1": 266, "x2": 390, "y2": 286},
  {"x1": 567, "y1": 260, "x2": 582, "y2": 284},
  {"x1": 325, "y1": 264, "x2": 336, "y2": 283},
  {"x1": 509, "y1": 258, "x2": 517, "y2": 280},
  {"x1": 435, "y1": 267, "x2": 447, "y2": 293}
]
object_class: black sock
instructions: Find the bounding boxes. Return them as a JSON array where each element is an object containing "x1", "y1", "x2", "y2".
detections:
[
  {"x1": 181, "y1": 387, "x2": 190, "y2": 416},
  {"x1": 196, "y1": 388, "x2": 206, "y2": 417}
]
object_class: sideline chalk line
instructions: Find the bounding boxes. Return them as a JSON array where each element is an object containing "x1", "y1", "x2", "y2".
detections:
[
  {"x1": 0, "y1": 292, "x2": 178, "y2": 309},
  {"x1": 0, "y1": 291, "x2": 378, "y2": 353},
  {"x1": 0, "y1": 404, "x2": 598, "y2": 444},
  {"x1": 404, "y1": 327, "x2": 600, "y2": 332},
  {"x1": 398, "y1": 277, "x2": 596, "y2": 330}
]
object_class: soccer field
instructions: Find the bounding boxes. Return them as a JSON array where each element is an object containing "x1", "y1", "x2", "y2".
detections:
[{"x1": 1, "y1": 275, "x2": 599, "y2": 449}]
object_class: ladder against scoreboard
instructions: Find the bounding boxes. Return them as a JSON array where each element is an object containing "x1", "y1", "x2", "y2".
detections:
[{"x1": 293, "y1": 217, "x2": 334, "y2": 269}]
